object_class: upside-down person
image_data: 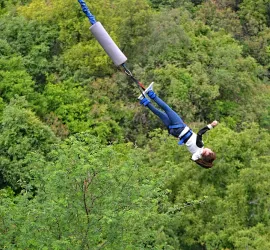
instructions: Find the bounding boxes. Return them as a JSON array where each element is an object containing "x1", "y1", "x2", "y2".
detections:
[{"x1": 138, "y1": 82, "x2": 218, "y2": 169}]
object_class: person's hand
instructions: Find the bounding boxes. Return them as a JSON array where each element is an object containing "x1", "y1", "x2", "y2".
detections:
[{"x1": 211, "y1": 120, "x2": 218, "y2": 127}]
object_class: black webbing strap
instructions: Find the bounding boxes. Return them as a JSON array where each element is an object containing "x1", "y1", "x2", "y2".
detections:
[{"x1": 121, "y1": 64, "x2": 146, "y2": 97}]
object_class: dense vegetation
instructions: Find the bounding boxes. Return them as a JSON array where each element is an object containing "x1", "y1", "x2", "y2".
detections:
[{"x1": 0, "y1": 0, "x2": 269, "y2": 249}]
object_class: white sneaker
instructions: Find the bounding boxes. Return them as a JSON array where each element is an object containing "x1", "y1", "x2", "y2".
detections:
[
  {"x1": 137, "y1": 82, "x2": 154, "y2": 100},
  {"x1": 138, "y1": 94, "x2": 144, "y2": 100}
]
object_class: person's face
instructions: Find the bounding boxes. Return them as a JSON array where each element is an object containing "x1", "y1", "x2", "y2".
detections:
[{"x1": 202, "y1": 148, "x2": 214, "y2": 156}]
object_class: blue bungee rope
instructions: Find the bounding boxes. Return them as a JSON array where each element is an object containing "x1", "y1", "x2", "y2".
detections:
[{"x1": 78, "y1": 0, "x2": 96, "y2": 25}]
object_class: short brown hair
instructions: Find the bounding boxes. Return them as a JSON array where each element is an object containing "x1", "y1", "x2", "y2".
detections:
[{"x1": 195, "y1": 152, "x2": 216, "y2": 169}]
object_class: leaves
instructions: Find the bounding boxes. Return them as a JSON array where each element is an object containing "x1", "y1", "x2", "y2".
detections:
[
  {"x1": 0, "y1": 97, "x2": 57, "y2": 190},
  {"x1": 0, "y1": 0, "x2": 269, "y2": 248}
]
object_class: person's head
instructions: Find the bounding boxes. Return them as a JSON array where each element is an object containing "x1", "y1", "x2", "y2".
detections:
[{"x1": 195, "y1": 148, "x2": 216, "y2": 168}]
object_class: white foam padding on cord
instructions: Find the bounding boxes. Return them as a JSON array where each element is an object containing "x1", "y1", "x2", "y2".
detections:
[{"x1": 90, "y1": 22, "x2": 127, "y2": 66}]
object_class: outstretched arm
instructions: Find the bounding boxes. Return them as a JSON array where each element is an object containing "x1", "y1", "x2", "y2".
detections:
[
  {"x1": 196, "y1": 121, "x2": 218, "y2": 147},
  {"x1": 198, "y1": 120, "x2": 218, "y2": 136}
]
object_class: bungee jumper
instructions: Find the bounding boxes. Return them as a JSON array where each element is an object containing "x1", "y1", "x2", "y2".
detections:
[
  {"x1": 138, "y1": 82, "x2": 218, "y2": 168},
  {"x1": 78, "y1": 1, "x2": 218, "y2": 168}
]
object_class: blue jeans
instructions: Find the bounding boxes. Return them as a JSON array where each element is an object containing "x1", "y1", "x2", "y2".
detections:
[{"x1": 146, "y1": 94, "x2": 186, "y2": 129}]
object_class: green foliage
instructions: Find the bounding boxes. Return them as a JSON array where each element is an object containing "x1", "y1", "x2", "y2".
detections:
[
  {"x1": 0, "y1": 133, "x2": 176, "y2": 249},
  {"x1": 0, "y1": 57, "x2": 35, "y2": 100},
  {"x1": 61, "y1": 41, "x2": 114, "y2": 77},
  {"x1": 0, "y1": 97, "x2": 57, "y2": 190},
  {"x1": 149, "y1": 0, "x2": 199, "y2": 9},
  {"x1": 241, "y1": 27, "x2": 270, "y2": 74},
  {"x1": 0, "y1": 47, "x2": 47, "y2": 114},
  {"x1": 196, "y1": 1, "x2": 243, "y2": 37},
  {"x1": 42, "y1": 76, "x2": 131, "y2": 142},
  {"x1": 239, "y1": 0, "x2": 269, "y2": 35},
  {"x1": 42, "y1": 79, "x2": 92, "y2": 134},
  {"x1": 197, "y1": 0, "x2": 270, "y2": 69},
  {"x1": 17, "y1": 0, "x2": 153, "y2": 78},
  {"x1": 0, "y1": 15, "x2": 60, "y2": 87},
  {"x1": 0, "y1": 0, "x2": 269, "y2": 248},
  {"x1": 0, "y1": 97, "x2": 4, "y2": 119},
  {"x1": 112, "y1": 0, "x2": 153, "y2": 60},
  {"x1": 137, "y1": 8, "x2": 193, "y2": 68},
  {"x1": 0, "y1": 39, "x2": 14, "y2": 56},
  {"x1": 134, "y1": 8, "x2": 268, "y2": 125},
  {"x1": 145, "y1": 124, "x2": 270, "y2": 249}
]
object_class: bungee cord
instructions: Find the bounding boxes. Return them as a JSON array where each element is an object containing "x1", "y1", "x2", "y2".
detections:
[{"x1": 77, "y1": 0, "x2": 146, "y2": 97}]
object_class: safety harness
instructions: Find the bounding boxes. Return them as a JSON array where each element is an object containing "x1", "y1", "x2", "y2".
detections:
[{"x1": 178, "y1": 129, "x2": 193, "y2": 145}]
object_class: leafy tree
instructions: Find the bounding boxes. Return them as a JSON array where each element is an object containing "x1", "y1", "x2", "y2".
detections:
[
  {"x1": 0, "y1": 133, "x2": 177, "y2": 249},
  {"x1": 239, "y1": 0, "x2": 270, "y2": 36},
  {"x1": 196, "y1": 1, "x2": 243, "y2": 38},
  {"x1": 42, "y1": 76, "x2": 129, "y2": 143},
  {"x1": 209, "y1": 0, "x2": 244, "y2": 11},
  {"x1": 133, "y1": 8, "x2": 268, "y2": 127},
  {"x1": 112, "y1": 0, "x2": 153, "y2": 60},
  {"x1": 242, "y1": 27, "x2": 270, "y2": 66},
  {"x1": 0, "y1": 97, "x2": 57, "y2": 191},
  {"x1": 60, "y1": 41, "x2": 114, "y2": 78},
  {"x1": 42, "y1": 79, "x2": 92, "y2": 134},
  {"x1": 0, "y1": 55, "x2": 36, "y2": 101},
  {"x1": 149, "y1": 0, "x2": 201, "y2": 9},
  {"x1": 196, "y1": 0, "x2": 270, "y2": 69},
  {"x1": 0, "y1": 41, "x2": 47, "y2": 114},
  {"x1": 17, "y1": 0, "x2": 153, "y2": 79},
  {"x1": 0, "y1": 1, "x2": 269, "y2": 249},
  {"x1": 0, "y1": 15, "x2": 60, "y2": 87},
  {"x1": 159, "y1": 123, "x2": 270, "y2": 249}
]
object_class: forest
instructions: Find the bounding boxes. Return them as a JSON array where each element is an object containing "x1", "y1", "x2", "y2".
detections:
[{"x1": 0, "y1": 0, "x2": 269, "y2": 249}]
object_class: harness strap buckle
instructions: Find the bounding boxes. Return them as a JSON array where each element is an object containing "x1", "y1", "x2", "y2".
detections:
[{"x1": 178, "y1": 130, "x2": 193, "y2": 145}]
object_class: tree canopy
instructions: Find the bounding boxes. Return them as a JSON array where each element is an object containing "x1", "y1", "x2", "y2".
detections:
[{"x1": 0, "y1": 0, "x2": 269, "y2": 249}]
